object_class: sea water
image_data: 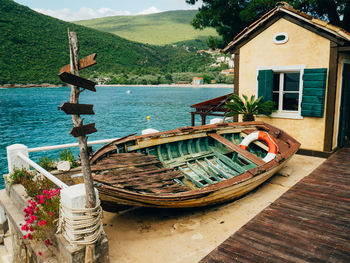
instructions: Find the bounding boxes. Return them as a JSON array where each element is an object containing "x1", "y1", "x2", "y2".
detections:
[{"x1": 0, "y1": 86, "x2": 231, "y2": 189}]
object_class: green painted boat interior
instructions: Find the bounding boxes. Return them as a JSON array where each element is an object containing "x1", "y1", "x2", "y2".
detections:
[{"x1": 121, "y1": 132, "x2": 269, "y2": 189}]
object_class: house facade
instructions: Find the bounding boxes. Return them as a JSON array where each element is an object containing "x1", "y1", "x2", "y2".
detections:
[
  {"x1": 192, "y1": 77, "x2": 204, "y2": 85},
  {"x1": 223, "y1": 3, "x2": 350, "y2": 156}
]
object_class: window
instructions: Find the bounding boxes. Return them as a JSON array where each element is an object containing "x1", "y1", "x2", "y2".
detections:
[
  {"x1": 257, "y1": 66, "x2": 328, "y2": 119},
  {"x1": 272, "y1": 72, "x2": 301, "y2": 112},
  {"x1": 273, "y1": 32, "x2": 288, "y2": 44}
]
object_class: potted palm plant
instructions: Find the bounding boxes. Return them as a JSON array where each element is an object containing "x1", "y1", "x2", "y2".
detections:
[{"x1": 224, "y1": 94, "x2": 275, "y2": 122}]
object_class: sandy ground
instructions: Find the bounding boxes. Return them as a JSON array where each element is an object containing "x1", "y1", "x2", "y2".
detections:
[{"x1": 101, "y1": 154, "x2": 325, "y2": 263}]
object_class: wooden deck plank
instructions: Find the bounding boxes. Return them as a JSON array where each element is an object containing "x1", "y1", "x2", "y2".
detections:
[{"x1": 200, "y1": 144, "x2": 350, "y2": 263}]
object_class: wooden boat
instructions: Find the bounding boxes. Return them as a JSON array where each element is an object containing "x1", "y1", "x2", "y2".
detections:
[{"x1": 89, "y1": 121, "x2": 300, "y2": 209}]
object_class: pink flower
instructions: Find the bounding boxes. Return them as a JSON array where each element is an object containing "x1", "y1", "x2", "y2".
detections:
[
  {"x1": 49, "y1": 212, "x2": 53, "y2": 216},
  {"x1": 21, "y1": 224, "x2": 29, "y2": 231},
  {"x1": 38, "y1": 220, "x2": 47, "y2": 226},
  {"x1": 38, "y1": 252, "x2": 42, "y2": 256}
]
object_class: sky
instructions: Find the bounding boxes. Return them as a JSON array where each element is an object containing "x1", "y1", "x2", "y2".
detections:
[{"x1": 13, "y1": 0, "x2": 202, "y2": 21}]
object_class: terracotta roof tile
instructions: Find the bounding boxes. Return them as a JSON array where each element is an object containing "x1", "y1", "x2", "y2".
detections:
[{"x1": 311, "y1": 18, "x2": 329, "y2": 27}]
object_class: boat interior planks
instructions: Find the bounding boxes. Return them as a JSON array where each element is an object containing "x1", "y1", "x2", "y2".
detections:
[{"x1": 89, "y1": 122, "x2": 300, "y2": 209}]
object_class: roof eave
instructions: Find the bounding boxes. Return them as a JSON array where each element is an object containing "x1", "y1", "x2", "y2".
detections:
[
  {"x1": 223, "y1": 6, "x2": 350, "y2": 53},
  {"x1": 223, "y1": 6, "x2": 280, "y2": 53}
]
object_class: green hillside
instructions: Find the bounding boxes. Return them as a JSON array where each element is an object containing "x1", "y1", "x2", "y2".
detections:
[
  {"x1": 0, "y1": 0, "x2": 213, "y2": 85},
  {"x1": 75, "y1": 10, "x2": 218, "y2": 46}
]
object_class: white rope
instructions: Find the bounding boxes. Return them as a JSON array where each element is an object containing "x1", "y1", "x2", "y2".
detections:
[{"x1": 57, "y1": 199, "x2": 104, "y2": 245}]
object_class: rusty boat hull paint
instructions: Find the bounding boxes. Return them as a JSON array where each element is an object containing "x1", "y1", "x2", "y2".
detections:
[{"x1": 90, "y1": 122, "x2": 300, "y2": 209}]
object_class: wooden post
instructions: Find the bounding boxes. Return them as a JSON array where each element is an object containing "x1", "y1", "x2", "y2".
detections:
[
  {"x1": 191, "y1": 112, "x2": 195, "y2": 126},
  {"x1": 67, "y1": 29, "x2": 96, "y2": 262}
]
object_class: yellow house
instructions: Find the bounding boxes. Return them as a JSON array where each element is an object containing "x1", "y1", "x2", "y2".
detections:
[{"x1": 192, "y1": 3, "x2": 350, "y2": 157}]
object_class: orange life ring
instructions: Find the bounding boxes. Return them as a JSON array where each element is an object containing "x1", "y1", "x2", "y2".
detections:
[{"x1": 239, "y1": 131, "x2": 278, "y2": 162}]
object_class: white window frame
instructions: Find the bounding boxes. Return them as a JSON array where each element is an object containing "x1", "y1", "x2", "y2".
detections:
[
  {"x1": 273, "y1": 32, "x2": 289, "y2": 44},
  {"x1": 256, "y1": 65, "x2": 306, "y2": 119}
]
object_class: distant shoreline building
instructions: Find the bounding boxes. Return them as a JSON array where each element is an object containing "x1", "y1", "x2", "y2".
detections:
[
  {"x1": 220, "y1": 69, "x2": 234, "y2": 76},
  {"x1": 192, "y1": 77, "x2": 204, "y2": 85}
]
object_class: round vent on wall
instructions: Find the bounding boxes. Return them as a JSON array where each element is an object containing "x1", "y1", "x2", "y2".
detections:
[{"x1": 273, "y1": 32, "x2": 288, "y2": 44}]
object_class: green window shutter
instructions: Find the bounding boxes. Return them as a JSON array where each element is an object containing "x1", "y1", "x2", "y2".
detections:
[
  {"x1": 301, "y1": 68, "x2": 327, "y2": 118},
  {"x1": 257, "y1": 70, "x2": 274, "y2": 102}
]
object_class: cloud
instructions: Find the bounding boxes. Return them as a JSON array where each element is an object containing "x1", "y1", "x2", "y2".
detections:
[
  {"x1": 33, "y1": 7, "x2": 132, "y2": 21},
  {"x1": 167, "y1": 0, "x2": 202, "y2": 9},
  {"x1": 33, "y1": 6, "x2": 163, "y2": 22},
  {"x1": 138, "y1": 6, "x2": 162, "y2": 15}
]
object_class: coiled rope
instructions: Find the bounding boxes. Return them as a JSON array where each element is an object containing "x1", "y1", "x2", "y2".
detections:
[{"x1": 57, "y1": 199, "x2": 103, "y2": 245}]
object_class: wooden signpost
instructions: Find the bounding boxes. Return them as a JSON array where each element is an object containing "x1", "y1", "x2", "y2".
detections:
[
  {"x1": 59, "y1": 29, "x2": 98, "y2": 263},
  {"x1": 59, "y1": 53, "x2": 97, "y2": 73},
  {"x1": 60, "y1": 102, "x2": 95, "y2": 115},
  {"x1": 58, "y1": 72, "x2": 96, "y2": 92},
  {"x1": 70, "y1": 123, "x2": 97, "y2": 137}
]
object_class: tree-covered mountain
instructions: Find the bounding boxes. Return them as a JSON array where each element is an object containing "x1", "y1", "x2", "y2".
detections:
[
  {"x1": 0, "y1": 0, "x2": 214, "y2": 85},
  {"x1": 75, "y1": 10, "x2": 218, "y2": 47}
]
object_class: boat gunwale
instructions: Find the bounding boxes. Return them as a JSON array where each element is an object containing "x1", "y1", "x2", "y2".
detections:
[{"x1": 90, "y1": 121, "x2": 267, "y2": 163}]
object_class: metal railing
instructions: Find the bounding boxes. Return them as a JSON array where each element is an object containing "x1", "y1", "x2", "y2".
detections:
[
  {"x1": 17, "y1": 152, "x2": 68, "y2": 189},
  {"x1": 28, "y1": 137, "x2": 120, "y2": 152},
  {"x1": 8, "y1": 137, "x2": 120, "y2": 188}
]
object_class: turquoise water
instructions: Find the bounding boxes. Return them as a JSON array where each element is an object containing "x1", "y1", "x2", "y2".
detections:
[{"x1": 0, "y1": 86, "x2": 231, "y2": 189}]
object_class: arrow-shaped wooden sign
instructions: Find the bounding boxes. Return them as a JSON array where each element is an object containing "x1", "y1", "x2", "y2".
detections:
[
  {"x1": 59, "y1": 53, "x2": 97, "y2": 73},
  {"x1": 70, "y1": 123, "x2": 97, "y2": 137},
  {"x1": 59, "y1": 102, "x2": 94, "y2": 115},
  {"x1": 59, "y1": 72, "x2": 96, "y2": 92}
]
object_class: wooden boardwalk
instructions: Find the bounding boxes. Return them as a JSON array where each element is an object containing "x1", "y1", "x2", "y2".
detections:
[{"x1": 200, "y1": 145, "x2": 350, "y2": 263}]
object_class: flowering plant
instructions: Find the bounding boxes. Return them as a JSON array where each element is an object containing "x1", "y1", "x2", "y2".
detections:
[
  {"x1": 10, "y1": 168, "x2": 62, "y2": 256},
  {"x1": 21, "y1": 188, "x2": 60, "y2": 252}
]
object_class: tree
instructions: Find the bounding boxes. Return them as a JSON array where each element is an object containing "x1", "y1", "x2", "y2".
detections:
[
  {"x1": 186, "y1": 0, "x2": 350, "y2": 48},
  {"x1": 202, "y1": 73, "x2": 213, "y2": 83}
]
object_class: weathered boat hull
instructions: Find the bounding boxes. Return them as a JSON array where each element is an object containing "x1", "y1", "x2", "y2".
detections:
[
  {"x1": 97, "y1": 162, "x2": 287, "y2": 208},
  {"x1": 90, "y1": 121, "x2": 300, "y2": 209}
]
